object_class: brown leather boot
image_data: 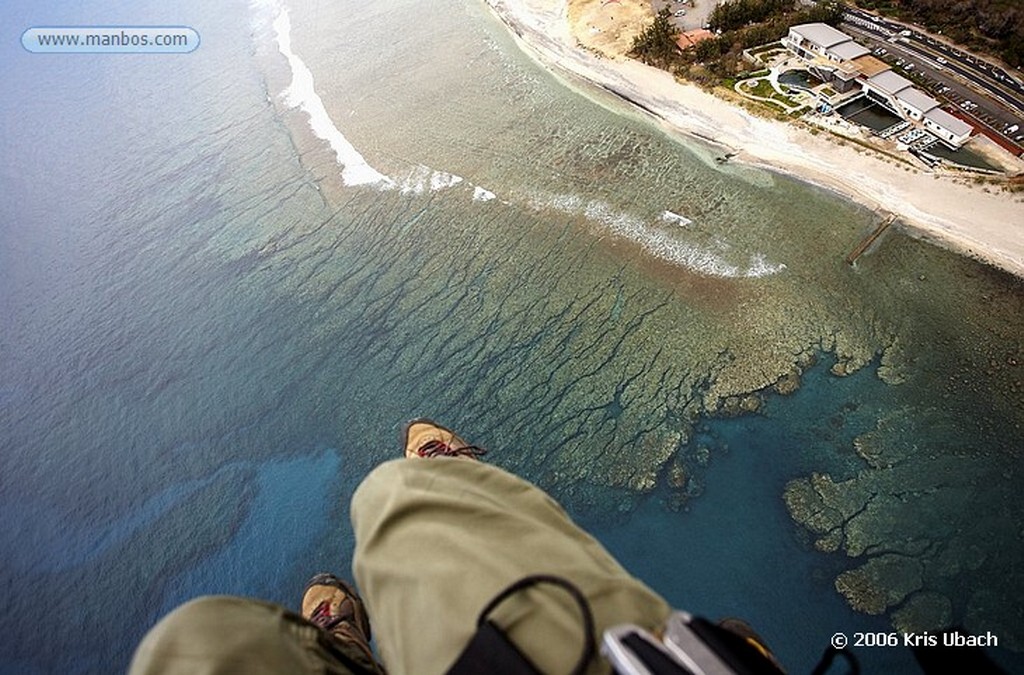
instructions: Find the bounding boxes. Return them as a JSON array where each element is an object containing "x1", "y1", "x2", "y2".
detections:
[
  {"x1": 302, "y1": 573, "x2": 381, "y2": 672},
  {"x1": 401, "y1": 418, "x2": 487, "y2": 460}
]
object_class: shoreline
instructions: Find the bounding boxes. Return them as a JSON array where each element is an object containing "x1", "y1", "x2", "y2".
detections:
[{"x1": 483, "y1": 0, "x2": 1024, "y2": 279}]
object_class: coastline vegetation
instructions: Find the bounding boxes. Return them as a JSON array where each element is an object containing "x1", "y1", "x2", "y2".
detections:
[{"x1": 631, "y1": 0, "x2": 844, "y2": 86}]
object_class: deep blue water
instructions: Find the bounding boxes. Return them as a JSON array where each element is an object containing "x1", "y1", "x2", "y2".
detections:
[{"x1": 2, "y1": 0, "x2": 1023, "y2": 673}]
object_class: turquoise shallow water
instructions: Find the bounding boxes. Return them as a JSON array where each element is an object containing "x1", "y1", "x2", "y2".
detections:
[{"x1": 2, "y1": 0, "x2": 1023, "y2": 672}]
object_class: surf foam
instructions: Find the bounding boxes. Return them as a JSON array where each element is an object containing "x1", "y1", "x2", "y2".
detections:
[
  {"x1": 397, "y1": 165, "x2": 467, "y2": 195},
  {"x1": 529, "y1": 192, "x2": 784, "y2": 278},
  {"x1": 262, "y1": 2, "x2": 505, "y2": 202},
  {"x1": 473, "y1": 186, "x2": 497, "y2": 202},
  {"x1": 661, "y1": 210, "x2": 693, "y2": 228},
  {"x1": 272, "y1": 9, "x2": 393, "y2": 188}
]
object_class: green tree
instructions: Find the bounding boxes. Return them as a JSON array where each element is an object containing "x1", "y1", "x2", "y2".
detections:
[
  {"x1": 631, "y1": 7, "x2": 680, "y2": 67},
  {"x1": 695, "y1": 36, "x2": 726, "y2": 62},
  {"x1": 709, "y1": 0, "x2": 794, "y2": 32},
  {"x1": 802, "y1": 0, "x2": 845, "y2": 25}
]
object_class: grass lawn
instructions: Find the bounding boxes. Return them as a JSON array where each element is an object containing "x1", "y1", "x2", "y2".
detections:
[{"x1": 743, "y1": 78, "x2": 797, "y2": 106}]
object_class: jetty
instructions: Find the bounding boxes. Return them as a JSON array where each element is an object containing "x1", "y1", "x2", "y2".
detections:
[{"x1": 846, "y1": 213, "x2": 897, "y2": 265}]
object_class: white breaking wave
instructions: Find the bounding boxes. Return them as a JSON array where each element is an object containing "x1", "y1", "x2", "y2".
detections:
[
  {"x1": 661, "y1": 210, "x2": 693, "y2": 228},
  {"x1": 272, "y1": 9, "x2": 392, "y2": 188},
  {"x1": 397, "y1": 165, "x2": 465, "y2": 195},
  {"x1": 264, "y1": 2, "x2": 504, "y2": 202},
  {"x1": 432, "y1": 172, "x2": 464, "y2": 191},
  {"x1": 743, "y1": 253, "x2": 787, "y2": 278},
  {"x1": 473, "y1": 186, "x2": 497, "y2": 202},
  {"x1": 529, "y1": 192, "x2": 785, "y2": 279}
]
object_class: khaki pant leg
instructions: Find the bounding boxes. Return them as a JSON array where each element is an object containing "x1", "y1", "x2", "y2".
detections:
[
  {"x1": 128, "y1": 596, "x2": 377, "y2": 675},
  {"x1": 351, "y1": 459, "x2": 670, "y2": 675}
]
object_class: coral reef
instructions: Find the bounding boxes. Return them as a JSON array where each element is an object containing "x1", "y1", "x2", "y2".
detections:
[
  {"x1": 785, "y1": 408, "x2": 1024, "y2": 649},
  {"x1": 835, "y1": 554, "x2": 923, "y2": 614}
]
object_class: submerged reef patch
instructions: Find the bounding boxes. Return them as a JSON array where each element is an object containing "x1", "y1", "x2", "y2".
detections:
[{"x1": 785, "y1": 408, "x2": 1024, "y2": 650}]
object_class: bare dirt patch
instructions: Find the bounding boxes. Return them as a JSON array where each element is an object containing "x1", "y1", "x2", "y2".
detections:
[{"x1": 568, "y1": 0, "x2": 654, "y2": 58}]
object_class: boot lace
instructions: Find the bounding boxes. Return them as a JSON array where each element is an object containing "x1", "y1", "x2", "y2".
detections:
[{"x1": 415, "y1": 440, "x2": 487, "y2": 459}]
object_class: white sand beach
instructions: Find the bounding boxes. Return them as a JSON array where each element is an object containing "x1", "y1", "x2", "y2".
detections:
[{"x1": 484, "y1": 0, "x2": 1024, "y2": 277}]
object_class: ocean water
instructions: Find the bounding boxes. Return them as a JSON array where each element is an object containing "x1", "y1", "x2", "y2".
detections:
[{"x1": 2, "y1": 0, "x2": 1022, "y2": 673}]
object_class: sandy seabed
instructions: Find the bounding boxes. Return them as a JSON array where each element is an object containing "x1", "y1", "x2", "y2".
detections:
[{"x1": 484, "y1": 0, "x2": 1024, "y2": 277}]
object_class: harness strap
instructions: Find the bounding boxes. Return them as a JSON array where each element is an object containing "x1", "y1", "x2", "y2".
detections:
[{"x1": 446, "y1": 574, "x2": 597, "y2": 675}]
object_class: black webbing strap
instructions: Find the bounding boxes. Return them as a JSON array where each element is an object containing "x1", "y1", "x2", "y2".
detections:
[
  {"x1": 810, "y1": 646, "x2": 861, "y2": 675},
  {"x1": 445, "y1": 574, "x2": 597, "y2": 675}
]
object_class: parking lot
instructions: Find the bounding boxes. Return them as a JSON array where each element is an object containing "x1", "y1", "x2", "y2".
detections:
[
  {"x1": 650, "y1": 0, "x2": 718, "y2": 32},
  {"x1": 842, "y1": 13, "x2": 1024, "y2": 154}
]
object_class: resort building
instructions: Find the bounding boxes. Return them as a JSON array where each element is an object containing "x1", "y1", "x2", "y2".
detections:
[
  {"x1": 923, "y1": 108, "x2": 973, "y2": 147},
  {"x1": 824, "y1": 61, "x2": 862, "y2": 93},
  {"x1": 783, "y1": 23, "x2": 869, "y2": 64},
  {"x1": 783, "y1": 23, "x2": 974, "y2": 148},
  {"x1": 862, "y1": 70, "x2": 913, "y2": 109},
  {"x1": 828, "y1": 54, "x2": 890, "y2": 93},
  {"x1": 894, "y1": 88, "x2": 940, "y2": 121}
]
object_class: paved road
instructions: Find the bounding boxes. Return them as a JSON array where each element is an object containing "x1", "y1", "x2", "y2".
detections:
[{"x1": 841, "y1": 7, "x2": 1024, "y2": 152}]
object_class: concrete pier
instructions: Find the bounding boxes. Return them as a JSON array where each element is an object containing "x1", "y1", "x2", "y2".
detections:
[{"x1": 847, "y1": 213, "x2": 897, "y2": 265}]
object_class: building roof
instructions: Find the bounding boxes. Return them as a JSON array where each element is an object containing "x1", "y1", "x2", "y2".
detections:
[
  {"x1": 896, "y1": 87, "x2": 939, "y2": 113},
  {"x1": 790, "y1": 23, "x2": 851, "y2": 49},
  {"x1": 833, "y1": 64, "x2": 860, "y2": 81},
  {"x1": 866, "y1": 70, "x2": 913, "y2": 96},
  {"x1": 676, "y1": 29, "x2": 714, "y2": 50},
  {"x1": 851, "y1": 54, "x2": 890, "y2": 78},
  {"x1": 829, "y1": 41, "x2": 870, "y2": 61},
  {"x1": 925, "y1": 108, "x2": 973, "y2": 137}
]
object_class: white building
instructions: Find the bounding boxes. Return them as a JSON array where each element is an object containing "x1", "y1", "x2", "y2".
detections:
[
  {"x1": 862, "y1": 70, "x2": 913, "y2": 111},
  {"x1": 784, "y1": 23, "x2": 973, "y2": 148},
  {"x1": 923, "y1": 108, "x2": 973, "y2": 147},
  {"x1": 784, "y1": 23, "x2": 869, "y2": 63},
  {"x1": 895, "y1": 88, "x2": 940, "y2": 121},
  {"x1": 863, "y1": 71, "x2": 971, "y2": 146}
]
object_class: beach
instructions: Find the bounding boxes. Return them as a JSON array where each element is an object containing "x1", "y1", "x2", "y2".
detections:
[{"x1": 483, "y1": 0, "x2": 1024, "y2": 277}]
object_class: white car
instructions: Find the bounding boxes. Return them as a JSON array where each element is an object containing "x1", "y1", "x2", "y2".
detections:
[{"x1": 675, "y1": 10, "x2": 686, "y2": 16}]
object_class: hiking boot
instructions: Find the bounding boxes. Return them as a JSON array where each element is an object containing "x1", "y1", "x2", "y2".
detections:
[
  {"x1": 402, "y1": 418, "x2": 487, "y2": 460},
  {"x1": 302, "y1": 573, "x2": 378, "y2": 668}
]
